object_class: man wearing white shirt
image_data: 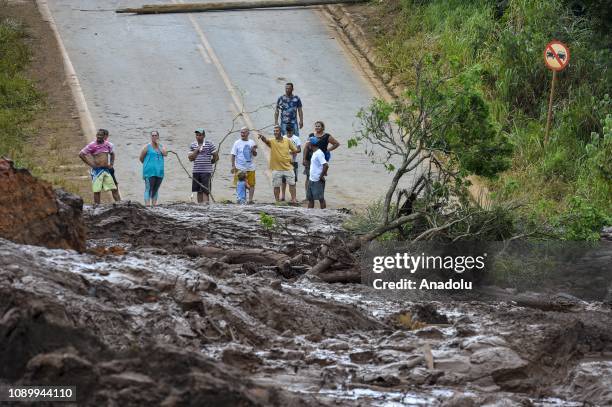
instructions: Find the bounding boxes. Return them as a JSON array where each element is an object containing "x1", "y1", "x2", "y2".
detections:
[
  {"x1": 231, "y1": 127, "x2": 258, "y2": 203},
  {"x1": 307, "y1": 136, "x2": 328, "y2": 209}
]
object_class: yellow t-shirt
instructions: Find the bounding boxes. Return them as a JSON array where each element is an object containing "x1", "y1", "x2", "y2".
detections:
[{"x1": 269, "y1": 137, "x2": 298, "y2": 171}]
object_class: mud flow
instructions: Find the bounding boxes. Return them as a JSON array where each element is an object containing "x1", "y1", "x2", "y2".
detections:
[{"x1": 1, "y1": 202, "x2": 611, "y2": 406}]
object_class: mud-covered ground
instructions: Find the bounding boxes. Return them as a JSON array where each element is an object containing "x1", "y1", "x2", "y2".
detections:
[{"x1": 1, "y1": 202, "x2": 611, "y2": 406}]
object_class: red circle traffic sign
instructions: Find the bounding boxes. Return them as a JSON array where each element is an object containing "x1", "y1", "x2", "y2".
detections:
[{"x1": 544, "y1": 40, "x2": 570, "y2": 71}]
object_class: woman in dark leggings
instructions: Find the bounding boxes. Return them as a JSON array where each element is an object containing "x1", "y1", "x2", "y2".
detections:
[{"x1": 139, "y1": 130, "x2": 167, "y2": 207}]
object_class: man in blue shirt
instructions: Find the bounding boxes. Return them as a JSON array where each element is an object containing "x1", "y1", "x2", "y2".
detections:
[{"x1": 274, "y1": 82, "x2": 303, "y2": 136}]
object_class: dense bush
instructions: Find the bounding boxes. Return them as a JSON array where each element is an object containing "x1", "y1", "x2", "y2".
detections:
[{"x1": 366, "y1": 0, "x2": 611, "y2": 240}]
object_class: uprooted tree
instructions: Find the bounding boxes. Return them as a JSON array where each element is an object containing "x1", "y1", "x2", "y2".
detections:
[{"x1": 308, "y1": 60, "x2": 514, "y2": 281}]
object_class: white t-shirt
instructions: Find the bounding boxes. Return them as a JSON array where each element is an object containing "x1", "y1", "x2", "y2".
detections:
[
  {"x1": 283, "y1": 134, "x2": 302, "y2": 163},
  {"x1": 285, "y1": 134, "x2": 302, "y2": 163},
  {"x1": 309, "y1": 149, "x2": 327, "y2": 182},
  {"x1": 231, "y1": 139, "x2": 257, "y2": 171}
]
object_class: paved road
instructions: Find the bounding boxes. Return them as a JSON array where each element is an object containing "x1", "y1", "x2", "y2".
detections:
[{"x1": 47, "y1": 0, "x2": 400, "y2": 207}]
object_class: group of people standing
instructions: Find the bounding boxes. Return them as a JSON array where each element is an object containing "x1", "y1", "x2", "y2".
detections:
[{"x1": 78, "y1": 83, "x2": 340, "y2": 208}]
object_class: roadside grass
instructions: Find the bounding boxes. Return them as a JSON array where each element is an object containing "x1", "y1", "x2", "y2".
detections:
[
  {"x1": 343, "y1": 199, "x2": 387, "y2": 235},
  {"x1": 361, "y1": 0, "x2": 611, "y2": 240},
  {"x1": 0, "y1": 17, "x2": 41, "y2": 168},
  {"x1": 0, "y1": 14, "x2": 89, "y2": 198}
]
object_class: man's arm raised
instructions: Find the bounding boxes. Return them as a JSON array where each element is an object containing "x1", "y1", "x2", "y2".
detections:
[{"x1": 258, "y1": 133, "x2": 271, "y2": 147}]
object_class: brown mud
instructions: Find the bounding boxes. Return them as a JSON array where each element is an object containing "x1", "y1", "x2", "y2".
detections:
[
  {"x1": 0, "y1": 158, "x2": 86, "y2": 252},
  {"x1": 1, "y1": 202, "x2": 611, "y2": 405}
]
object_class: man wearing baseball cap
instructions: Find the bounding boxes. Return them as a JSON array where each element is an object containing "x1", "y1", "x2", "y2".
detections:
[
  {"x1": 188, "y1": 128, "x2": 218, "y2": 204},
  {"x1": 306, "y1": 136, "x2": 329, "y2": 209}
]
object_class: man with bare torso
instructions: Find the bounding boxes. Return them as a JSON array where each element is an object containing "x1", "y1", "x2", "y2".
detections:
[{"x1": 79, "y1": 129, "x2": 121, "y2": 204}]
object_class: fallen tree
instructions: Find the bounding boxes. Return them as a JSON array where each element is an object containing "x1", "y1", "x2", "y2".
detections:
[
  {"x1": 116, "y1": 0, "x2": 367, "y2": 14},
  {"x1": 308, "y1": 61, "x2": 515, "y2": 281}
]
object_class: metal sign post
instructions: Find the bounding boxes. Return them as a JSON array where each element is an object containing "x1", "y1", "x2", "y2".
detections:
[{"x1": 543, "y1": 40, "x2": 570, "y2": 144}]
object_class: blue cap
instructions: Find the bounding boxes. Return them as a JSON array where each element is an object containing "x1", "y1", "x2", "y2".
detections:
[
  {"x1": 309, "y1": 136, "x2": 318, "y2": 145},
  {"x1": 195, "y1": 128, "x2": 205, "y2": 134}
]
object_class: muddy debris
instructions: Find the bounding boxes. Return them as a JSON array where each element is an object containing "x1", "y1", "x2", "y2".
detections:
[{"x1": 1, "y1": 202, "x2": 611, "y2": 405}]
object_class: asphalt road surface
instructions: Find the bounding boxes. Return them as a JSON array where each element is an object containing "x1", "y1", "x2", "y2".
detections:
[{"x1": 47, "y1": 0, "x2": 405, "y2": 207}]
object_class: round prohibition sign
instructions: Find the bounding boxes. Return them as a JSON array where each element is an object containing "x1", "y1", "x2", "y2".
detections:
[{"x1": 544, "y1": 40, "x2": 570, "y2": 71}]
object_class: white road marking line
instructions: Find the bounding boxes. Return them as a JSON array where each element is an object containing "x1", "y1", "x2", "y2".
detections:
[
  {"x1": 36, "y1": 0, "x2": 96, "y2": 139},
  {"x1": 196, "y1": 44, "x2": 212, "y2": 64},
  {"x1": 188, "y1": 17, "x2": 213, "y2": 64},
  {"x1": 175, "y1": 0, "x2": 272, "y2": 179}
]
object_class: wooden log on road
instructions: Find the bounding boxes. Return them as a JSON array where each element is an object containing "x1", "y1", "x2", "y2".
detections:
[{"x1": 117, "y1": 0, "x2": 367, "y2": 14}]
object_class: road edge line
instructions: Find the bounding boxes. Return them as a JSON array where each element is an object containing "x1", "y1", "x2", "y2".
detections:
[{"x1": 318, "y1": 5, "x2": 396, "y2": 103}]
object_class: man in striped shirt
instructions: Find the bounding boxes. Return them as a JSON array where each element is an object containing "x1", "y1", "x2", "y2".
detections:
[{"x1": 188, "y1": 128, "x2": 218, "y2": 204}]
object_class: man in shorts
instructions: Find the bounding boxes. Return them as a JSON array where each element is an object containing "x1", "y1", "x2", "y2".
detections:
[
  {"x1": 258, "y1": 125, "x2": 299, "y2": 204},
  {"x1": 274, "y1": 82, "x2": 303, "y2": 136},
  {"x1": 79, "y1": 129, "x2": 121, "y2": 205},
  {"x1": 231, "y1": 127, "x2": 258, "y2": 203},
  {"x1": 188, "y1": 128, "x2": 218, "y2": 204},
  {"x1": 281, "y1": 126, "x2": 301, "y2": 201},
  {"x1": 307, "y1": 136, "x2": 329, "y2": 209}
]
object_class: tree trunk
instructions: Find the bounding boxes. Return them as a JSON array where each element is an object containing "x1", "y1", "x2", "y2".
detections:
[
  {"x1": 308, "y1": 212, "x2": 422, "y2": 277},
  {"x1": 117, "y1": 0, "x2": 367, "y2": 14},
  {"x1": 315, "y1": 269, "x2": 361, "y2": 283},
  {"x1": 184, "y1": 245, "x2": 290, "y2": 266},
  {"x1": 382, "y1": 158, "x2": 408, "y2": 225}
]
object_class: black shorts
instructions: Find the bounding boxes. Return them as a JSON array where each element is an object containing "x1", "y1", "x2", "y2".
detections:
[
  {"x1": 108, "y1": 168, "x2": 118, "y2": 186},
  {"x1": 306, "y1": 179, "x2": 325, "y2": 201},
  {"x1": 192, "y1": 172, "x2": 211, "y2": 194}
]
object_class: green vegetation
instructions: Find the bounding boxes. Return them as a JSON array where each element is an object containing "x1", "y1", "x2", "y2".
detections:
[
  {"x1": 0, "y1": 17, "x2": 41, "y2": 167},
  {"x1": 259, "y1": 212, "x2": 277, "y2": 230},
  {"x1": 346, "y1": 59, "x2": 519, "y2": 242},
  {"x1": 365, "y1": 0, "x2": 611, "y2": 239}
]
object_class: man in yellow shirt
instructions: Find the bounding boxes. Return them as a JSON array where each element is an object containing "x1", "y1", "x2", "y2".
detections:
[{"x1": 258, "y1": 125, "x2": 299, "y2": 204}]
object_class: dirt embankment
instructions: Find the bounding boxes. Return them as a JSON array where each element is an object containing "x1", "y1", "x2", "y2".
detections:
[
  {"x1": 1, "y1": 0, "x2": 89, "y2": 197},
  {"x1": 0, "y1": 158, "x2": 85, "y2": 251},
  {"x1": 1, "y1": 201, "x2": 611, "y2": 405}
]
